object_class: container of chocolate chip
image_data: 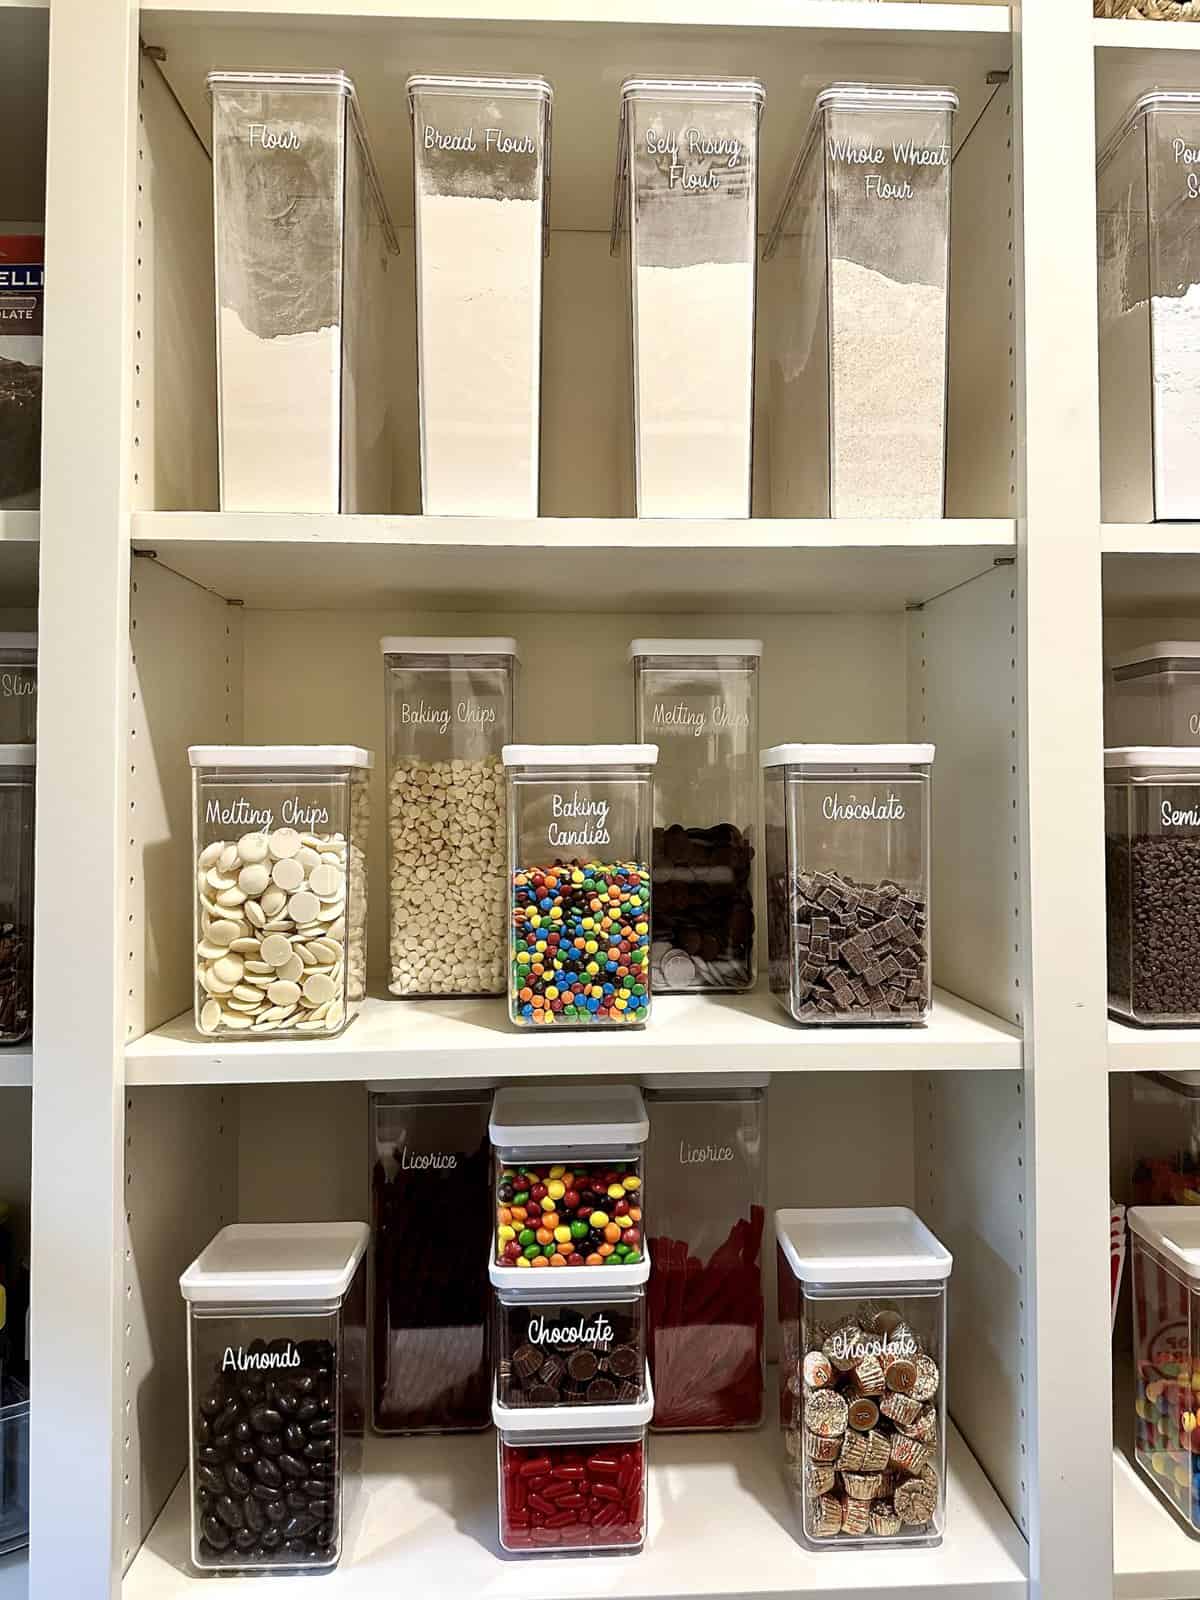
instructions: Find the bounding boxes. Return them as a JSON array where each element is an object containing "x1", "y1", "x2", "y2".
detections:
[
  {"x1": 0, "y1": 746, "x2": 34, "y2": 1046},
  {"x1": 776, "y1": 1207, "x2": 951, "y2": 1551},
  {"x1": 493, "y1": 1279, "x2": 647, "y2": 1408},
  {"x1": 180, "y1": 1222, "x2": 369, "y2": 1574},
  {"x1": 761, "y1": 744, "x2": 933, "y2": 1025},
  {"x1": 630, "y1": 640, "x2": 760, "y2": 993}
]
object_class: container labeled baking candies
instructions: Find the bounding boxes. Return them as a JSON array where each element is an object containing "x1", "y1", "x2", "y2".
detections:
[
  {"x1": 1129, "y1": 1207, "x2": 1200, "y2": 1534},
  {"x1": 189, "y1": 746, "x2": 372, "y2": 1039},
  {"x1": 503, "y1": 744, "x2": 657, "y2": 1028},
  {"x1": 776, "y1": 1207, "x2": 951, "y2": 1550}
]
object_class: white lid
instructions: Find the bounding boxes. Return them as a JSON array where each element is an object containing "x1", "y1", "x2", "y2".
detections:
[
  {"x1": 761, "y1": 743, "x2": 935, "y2": 769},
  {"x1": 1104, "y1": 746, "x2": 1200, "y2": 771},
  {"x1": 0, "y1": 634, "x2": 35, "y2": 651},
  {"x1": 621, "y1": 76, "x2": 764, "y2": 106},
  {"x1": 1109, "y1": 641, "x2": 1200, "y2": 671},
  {"x1": 180, "y1": 1222, "x2": 369, "y2": 1305},
  {"x1": 188, "y1": 745, "x2": 374, "y2": 770},
  {"x1": 1100, "y1": 92, "x2": 1200, "y2": 175},
  {"x1": 775, "y1": 1207, "x2": 952, "y2": 1286},
  {"x1": 408, "y1": 73, "x2": 553, "y2": 105},
  {"x1": 502, "y1": 744, "x2": 658, "y2": 768},
  {"x1": 492, "y1": 1372, "x2": 654, "y2": 1436},
  {"x1": 488, "y1": 1250, "x2": 650, "y2": 1291},
  {"x1": 641, "y1": 1072, "x2": 768, "y2": 1091},
  {"x1": 381, "y1": 636, "x2": 520, "y2": 660},
  {"x1": 0, "y1": 745, "x2": 34, "y2": 767},
  {"x1": 813, "y1": 82, "x2": 958, "y2": 117},
  {"x1": 491, "y1": 1084, "x2": 649, "y2": 1148},
  {"x1": 627, "y1": 638, "x2": 763, "y2": 662},
  {"x1": 1129, "y1": 1207, "x2": 1200, "y2": 1280}
]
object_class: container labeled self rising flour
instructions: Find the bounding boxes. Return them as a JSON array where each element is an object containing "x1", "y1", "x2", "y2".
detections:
[{"x1": 409, "y1": 75, "x2": 553, "y2": 517}]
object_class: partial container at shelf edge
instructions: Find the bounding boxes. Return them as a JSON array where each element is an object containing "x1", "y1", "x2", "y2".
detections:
[{"x1": 0, "y1": 235, "x2": 42, "y2": 513}]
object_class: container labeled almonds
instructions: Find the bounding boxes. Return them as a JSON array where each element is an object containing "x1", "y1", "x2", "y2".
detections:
[
  {"x1": 776, "y1": 1207, "x2": 951, "y2": 1551},
  {"x1": 189, "y1": 746, "x2": 372, "y2": 1039}
]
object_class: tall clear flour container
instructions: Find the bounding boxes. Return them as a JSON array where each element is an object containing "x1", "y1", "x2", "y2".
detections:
[
  {"x1": 612, "y1": 78, "x2": 764, "y2": 518},
  {"x1": 0, "y1": 746, "x2": 33, "y2": 1045},
  {"x1": 1108, "y1": 643, "x2": 1200, "y2": 746},
  {"x1": 209, "y1": 71, "x2": 399, "y2": 513},
  {"x1": 763, "y1": 84, "x2": 957, "y2": 518},
  {"x1": 1129, "y1": 1207, "x2": 1200, "y2": 1534},
  {"x1": 381, "y1": 637, "x2": 517, "y2": 997},
  {"x1": 409, "y1": 74, "x2": 552, "y2": 517},
  {"x1": 762, "y1": 744, "x2": 933, "y2": 1025},
  {"x1": 1098, "y1": 93, "x2": 1200, "y2": 522}
]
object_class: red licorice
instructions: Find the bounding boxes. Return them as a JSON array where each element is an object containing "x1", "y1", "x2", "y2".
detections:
[{"x1": 498, "y1": 1440, "x2": 646, "y2": 1551}]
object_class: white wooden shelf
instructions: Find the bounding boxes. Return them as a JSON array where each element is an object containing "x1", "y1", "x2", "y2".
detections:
[
  {"x1": 1108, "y1": 1016, "x2": 1200, "y2": 1072},
  {"x1": 1114, "y1": 1443, "x2": 1200, "y2": 1600},
  {"x1": 1095, "y1": 17, "x2": 1200, "y2": 51},
  {"x1": 0, "y1": 1051, "x2": 32, "y2": 1089},
  {"x1": 0, "y1": 1552, "x2": 27, "y2": 1600},
  {"x1": 122, "y1": 1416, "x2": 1026, "y2": 1600}
]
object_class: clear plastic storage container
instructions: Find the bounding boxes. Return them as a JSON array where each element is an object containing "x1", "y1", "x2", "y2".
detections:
[
  {"x1": 381, "y1": 637, "x2": 517, "y2": 997},
  {"x1": 776, "y1": 1207, "x2": 951, "y2": 1551},
  {"x1": 409, "y1": 74, "x2": 552, "y2": 517},
  {"x1": 503, "y1": 744, "x2": 657, "y2": 1028},
  {"x1": 1106, "y1": 748, "x2": 1200, "y2": 1025},
  {"x1": 493, "y1": 1377, "x2": 653, "y2": 1554},
  {"x1": 494, "y1": 1281, "x2": 647, "y2": 1408},
  {"x1": 209, "y1": 71, "x2": 399, "y2": 513},
  {"x1": 491, "y1": 1085, "x2": 649, "y2": 1280},
  {"x1": 0, "y1": 635, "x2": 35, "y2": 744},
  {"x1": 0, "y1": 1378, "x2": 28, "y2": 1555},
  {"x1": 0, "y1": 746, "x2": 34, "y2": 1045},
  {"x1": 612, "y1": 78, "x2": 763, "y2": 518},
  {"x1": 180, "y1": 1222, "x2": 368, "y2": 1574},
  {"x1": 762, "y1": 744, "x2": 933, "y2": 1025},
  {"x1": 1108, "y1": 643, "x2": 1200, "y2": 746},
  {"x1": 1098, "y1": 92, "x2": 1200, "y2": 522},
  {"x1": 763, "y1": 84, "x2": 957, "y2": 518},
  {"x1": 645, "y1": 1075, "x2": 766, "y2": 1431},
  {"x1": 369, "y1": 1088, "x2": 492, "y2": 1433},
  {"x1": 630, "y1": 640, "x2": 760, "y2": 992},
  {"x1": 1131, "y1": 1071, "x2": 1200, "y2": 1206},
  {"x1": 188, "y1": 745, "x2": 373, "y2": 1039},
  {"x1": 1129, "y1": 1206, "x2": 1200, "y2": 1533},
  {"x1": 0, "y1": 232, "x2": 43, "y2": 511}
]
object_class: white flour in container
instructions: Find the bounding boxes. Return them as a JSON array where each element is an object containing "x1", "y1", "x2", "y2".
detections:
[
  {"x1": 416, "y1": 192, "x2": 542, "y2": 517},
  {"x1": 1151, "y1": 282, "x2": 1200, "y2": 515}
]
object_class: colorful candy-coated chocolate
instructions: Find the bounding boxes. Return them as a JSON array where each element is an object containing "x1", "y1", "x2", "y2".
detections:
[
  {"x1": 510, "y1": 862, "x2": 651, "y2": 1027},
  {"x1": 496, "y1": 1161, "x2": 644, "y2": 1268},
  {"x1": 499, "y1": 1439, "x2": 645, "y2": 1552}
]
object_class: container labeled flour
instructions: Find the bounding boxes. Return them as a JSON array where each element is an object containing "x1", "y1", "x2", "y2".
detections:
[
  {"x1": 613, "y1": 78, "x2": 764, "y2": 519},
  {"x1": 409, "y1": 74, "x2": 553, "y2": 517}
]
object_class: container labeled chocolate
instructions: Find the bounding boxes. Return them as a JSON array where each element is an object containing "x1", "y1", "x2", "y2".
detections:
[
  {"x1": 494, "y1": 1281, "x2": 646, "y2": 1407},
  {"x1": 490, "y1": 1085, "x2": 649, "y2": 1283},
  {"x1": 1129, "y1": 1206, "x2": 1200, "y2": 1532},
  {"x1": 630, "y1": 641, "x2": 760, "y2": 993},
  {"x1": 762, "y1": 743, "x2": 933, "y2": 1025},
  {"x1": 0, "y1": 746, "x2": 33, "y2": 1045},
  {"x1": 493, "y1": 1375, "x2": 653, "y2": 1553},
  {"x1": 179, "y1": 1222, "x2": 368, "y2": 1574},
  {"x1": 369, "y1": 1089, "x2": 493, "y2": 1433},
  {"x1": 645, "y1": 1075, "x2": 765, "y2": 1431},
  {"x1": 776, "y1": 1207, "x2": 951, "y2": 1551}
]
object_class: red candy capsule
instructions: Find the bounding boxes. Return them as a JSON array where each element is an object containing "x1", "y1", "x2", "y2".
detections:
[{"x1": 499, "y1": 1440, "x2": 646, "y2": 1554}]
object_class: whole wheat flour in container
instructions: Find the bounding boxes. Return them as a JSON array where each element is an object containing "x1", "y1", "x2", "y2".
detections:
[{"x1": 0, "y1": 233, "x2": 43, "y2": 510}]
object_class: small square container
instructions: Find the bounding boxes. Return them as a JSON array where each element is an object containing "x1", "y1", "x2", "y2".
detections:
[
  {"x1": 503, "y1": 745, "x2": 656, "y2": 1028},
  {"x1": 491, "y1": 1085, "x2": 649, "y2": 1281},
  {"x1": 493, "y1": 1375, "x2": 653, "y2": 1554},
  {"x1": 369, "y1": 1088, "x2": 493, "y2": 1433},
  {"x1": 209, "y1": 71, "x2": 399, "y2": 512},
  {"x1": 0, "y1": 233, "x2": 43, "y2": 510},
  {"x1": 0, "y1": 1378, "x2": 28, "y2": 1556},
  {"x1": 1108, "y1": 644, "x2": 1200, "y2": 747},
  {"x1": 776, "y1": 1207, "x2": 951, "y2": 1551},
  {"x1": 1098, "y1": 93, "x2": 1200, "y2": 522},
  {"x1": 188, "y1": 745, "x2": 373, "y2": 1038},
  {"x1": 180, "y1": 1222, "x2": 369, "y2": 1574},
  {"x1": 762, "y1": 744, "x2": 933, "y2": 1025},
  {"x1": 409, "y1": 74, "x2": 552, "y2": 516},
  {"x1": 644, "y1": 1075, "x2": 766, "y2": 1431},
  {"x1": 763, "y1": 84, "x2": 957, "y2": 517},
  {"x1": 630, "y1": 640, "x2": 761, "y2": 992},
  {"x1": 612, "y1": 78, "x2": 764, "y2": 518},
  {"x1": 381, "y1": 637, "x2": 518, "y2": 997},
  {"x1": 0, "y1": 746, "x2": 34, "y2": 1045},
  {"x1": 0, "y1": 636, "x2": 35, "y2": 744},
  {"x1": 1129, "y1": 1207, "x2": 1200, "y2": 1532},
  {"x1": 1132, "y1": 1071, "x2": 1200, "y2": 1206},
  {"x1": 494, "y1": 1281, "x2": 647, "y2": 1408}
]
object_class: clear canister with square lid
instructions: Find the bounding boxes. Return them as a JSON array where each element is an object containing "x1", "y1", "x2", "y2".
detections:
[
  {"x1": 189, "y1": 745, "x2": 373, "y2": 1038},
  {"x1": 630, "y1": 639, "x2": 760, "y2": 992},
  {"x1": 503, "y1": 744, "x2": 656, "y2": 1028},
  {"x1": 0, "y1": 745, "x2": 34, "y2": 1045},
  {"x1": 762, "y1": 744, "x2": 933, "y2": 1025},
  {"x1": 0, "y1": 635, "x2": 35, "y2": 744},
  {"x1": 1108, "y1": 643, "x2": 1200, "y2": 746},
  {"x1": 776, "y1": 1207, "x2": 951, "y2": 1550},
  {"x1": 493, "y1": 1279, "x2": 647, "y2": 1409},
  {"x1": 1128, "y1": 1207, "x2": 1200, "y2": 1533},
  {"x1": 381, "y1": 637, "x2": 517, "y2": 997},
  {"x1": 1131, "y1": 1071, "x2": 1200, "y2": 1206}
]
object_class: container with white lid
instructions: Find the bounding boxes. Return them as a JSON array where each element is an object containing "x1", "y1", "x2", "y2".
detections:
[
  {"x1": 630, "y1": 640, "x2": 760, "y2": 993},
  {"x1": 761, "y1": 744, "x2": 933, "y2": 1025},
  {"x1": 1098, "y1": 92, "x2": 1200, "y2": 523},
  {"x1": 493, "y1": 1374, "x2": 653, "y2": 1554},
  {"x1": 612, "y1": 78, "x2": 764, "y2": 518},
  {"x1": 409, "y1": 74, "x2": 552, "y2": 516},
  {"x1": 0, "y1": 744, "x2": 34, "y2": 1045},
  {"x1": 776, "y1": 1207, "x2": 951, "y2": 1551},
  {"x1": 1131, "y1": 1071, "x2": 1200, "y2": 1207},
  {"x1": 381, "y1": 638, "x2": 518, "y2": 998},
  {"x1": 763, "y1": 84, "x2": 957, "y2": 518},
  {"x1": 502, "y1": 745, "x2": 657, "y2": 1028},
  {"x1": 1128, "y1": 1206, "x2": 1200, "y2": 1532},
  {"x1": 188, "y1": 745, "x2": 373, "y2": 1038},
  {"x1": 1108, "y1": 643, "x2": 1200, "y2": 747},
  {"x1": 209, "y1": 71, "x2": 399, "y2": 513},
  {"x1": 1105, "y1": 747, "x2": 1200, "y2": 1025},
  {"x1": 180, "y1": 1222, "x2": 369, "y2": 1573},
  {"x1": 0, "y1": 634, "x2": 35, "y2": 743}
]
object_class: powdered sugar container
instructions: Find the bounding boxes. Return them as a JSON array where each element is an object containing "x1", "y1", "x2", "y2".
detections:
[
  {"x1": 612, "y1": 78, "x2": 764, "y2": 518},
  {"x1": 408, "y1": 75, "x2": 552, "y2": 517},
  {"x1": 776, "y1": 1207, "x2": 951, "y2": 1551},
  {"x1": 1098, "y1": 93, "x2": 1200, "y2": 521},
  {"x1": 763, "y1": 84, "x2": 957, "y2": 518},
  {"x1": 209, "y1": 71, "x2": 399, "y2": 513}
]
